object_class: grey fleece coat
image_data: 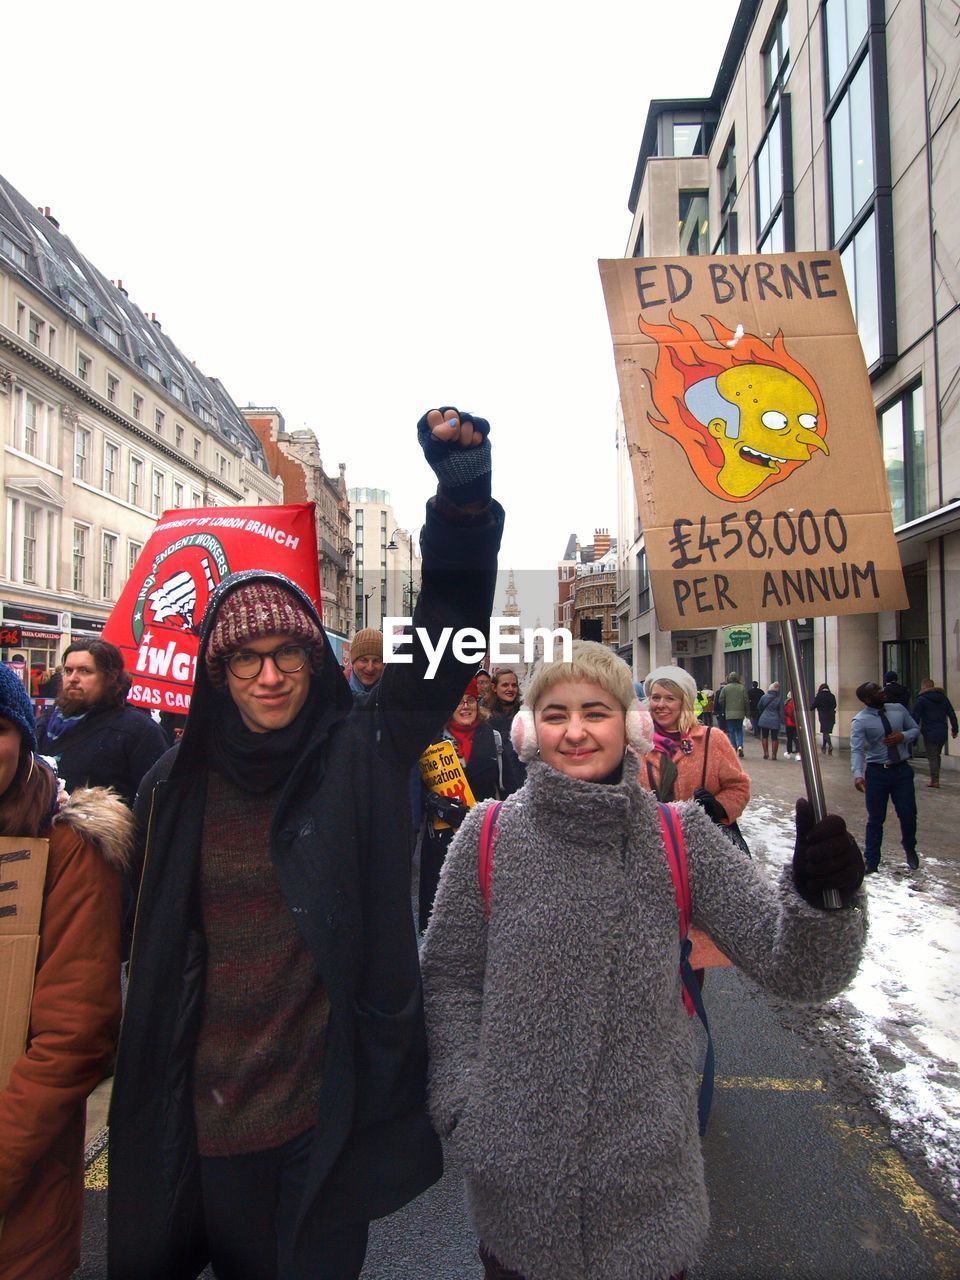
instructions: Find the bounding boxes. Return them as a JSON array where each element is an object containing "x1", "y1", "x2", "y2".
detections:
[{"x1": 421, "y1": 761, "x2": 866, "y2": 1280}]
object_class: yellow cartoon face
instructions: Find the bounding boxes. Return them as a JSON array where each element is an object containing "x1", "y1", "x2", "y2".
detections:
[{"x1": 685, "y1": 364, "x2": 829, "y2": 499}]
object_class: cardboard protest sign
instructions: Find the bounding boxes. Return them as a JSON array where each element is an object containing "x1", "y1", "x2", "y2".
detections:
[
  {"x1": 101, "y1": 504, "x2": 321, "y2": 714},
  {"x1": 418, "y1": 741, "x2": 476, "y2": 831},
  {"x1": 0, "y1": 837, "x2": 49, "y2": 1092},
  {"x1": 599, "y1": 253, "x2": 907, "y2": 629}
]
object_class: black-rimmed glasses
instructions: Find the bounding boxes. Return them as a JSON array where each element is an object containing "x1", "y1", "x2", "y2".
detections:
[{"x1": 224, "y1": 644, "x2": 309, "y2": 680}]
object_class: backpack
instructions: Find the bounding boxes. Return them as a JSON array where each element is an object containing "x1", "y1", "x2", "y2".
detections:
[{"x1": 476, "y1": 799, "x2": 715, "y2": 1136}]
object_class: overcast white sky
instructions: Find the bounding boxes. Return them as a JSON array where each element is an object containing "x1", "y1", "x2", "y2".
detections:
[{"x1": 5, "y1": 0, "x2": 740, "y2": 620}]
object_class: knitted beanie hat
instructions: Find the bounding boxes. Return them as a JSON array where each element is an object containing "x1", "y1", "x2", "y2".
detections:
[
  {"x1": 643, "y1": 665, "x2": 697, "y2": 705},
  {"x1": 350, "y1": 629, "x2": 383, "y2": 663},
  {"x1": 461, "y1": 677, "x2": 480, "y2": 700},
  {"x1": 511, "y1": 640, "x2": 653, "y2": 762},
  {"x1": 0, "y1": 663, "x2": 38, "y2": 751},
  {"x1": 205, "y1": 582, "x2": 324, "y2": 686}
]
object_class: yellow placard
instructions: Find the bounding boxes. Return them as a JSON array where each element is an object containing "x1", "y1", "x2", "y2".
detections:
[{"x1": 418, "y1": 741, "x2": 476, "y2": 831}]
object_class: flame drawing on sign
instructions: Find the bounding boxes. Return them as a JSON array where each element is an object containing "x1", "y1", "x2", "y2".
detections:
[{"x1": 638, "y1": 312, "x2": 829, "y2": 501}]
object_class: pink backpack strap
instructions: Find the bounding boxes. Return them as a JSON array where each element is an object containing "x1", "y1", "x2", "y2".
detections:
[
  {"x1": 658, "y1": 802, "x2": 691, "y2": 940},
  {"x1": 477, "y1": 801, "x2": 503, "y2": 918}
]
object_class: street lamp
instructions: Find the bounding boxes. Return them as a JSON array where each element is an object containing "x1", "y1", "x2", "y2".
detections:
[
  {"x1": 387, "y1": 528, "x2": 417, "y2": 615},
  {"x1": 363, "y1": 586, "x2": 377, "y2": 628}
]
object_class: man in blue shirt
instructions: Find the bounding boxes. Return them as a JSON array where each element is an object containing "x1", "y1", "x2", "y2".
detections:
[{"x1": 850, "y1": 680, "x2": 921, "y2": 872}]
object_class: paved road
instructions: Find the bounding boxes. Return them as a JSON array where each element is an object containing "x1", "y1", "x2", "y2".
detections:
[{"x1": 77, "y1": 742, "x2": 960, "y2": 1278}]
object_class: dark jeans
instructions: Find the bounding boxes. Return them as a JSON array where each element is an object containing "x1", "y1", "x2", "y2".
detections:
[
  {"x1": 925, "y1": 740, "x2": 945, "y2": 783},
  {"x1": 785, "y1": 727, "x2": 798, "y2": 754},
  {"x1": 863, "y1": 761, "x2": 917, "y2": 868},
  {"x1": 200, "y1": 1128, "x2": 369, "y2": 1280},
  {"x1": 725, "y1": 718, "x2": 744, "y2": 750}
]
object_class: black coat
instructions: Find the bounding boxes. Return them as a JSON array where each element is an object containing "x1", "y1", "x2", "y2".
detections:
[
  {"x1": 747, "y1": 684, "x2": 763, "y2": 722},
  {"x1": 911, "y1": 689, "x2": 958, "y2": 745},
  {"x1": 37, "y1": 700, "x2": 168, "y2": 807},
  {"x1": 107, "y1": 499, "x2": 503, "y2": 1280},
  {"x1": 811, "y1": 688, "x2": 837, "y2": 733}
]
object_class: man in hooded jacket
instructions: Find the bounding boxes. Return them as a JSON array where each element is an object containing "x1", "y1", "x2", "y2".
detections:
[{"x1": 107, "y1": 407, "x2": 503, "y2": 1280}]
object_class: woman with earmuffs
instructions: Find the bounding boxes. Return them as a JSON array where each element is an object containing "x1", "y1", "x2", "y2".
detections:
[{"x1": 421, "y1": 642, "x2": 866, "y2": 1280}]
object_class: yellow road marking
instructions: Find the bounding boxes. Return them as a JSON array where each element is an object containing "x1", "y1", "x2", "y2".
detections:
[
  {"x1": 84, "y1": 1149, "x2": 108, "y2": 1191},
  {"x1": 716, "y1": 1076, "x2": 823, "y2": 1091},
  {"x1": 825, "y1": 1114, "x2": 960, "y2": 1278}
]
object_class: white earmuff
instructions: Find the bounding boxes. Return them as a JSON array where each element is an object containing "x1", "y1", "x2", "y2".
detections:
[{"x1": 511, "y1": 704, "x2": 538, "y2": 762}]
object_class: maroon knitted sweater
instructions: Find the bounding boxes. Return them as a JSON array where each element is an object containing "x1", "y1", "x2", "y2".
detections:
[{"x1": 193, "y1": 775, "x2": 330, "y2": 1156}]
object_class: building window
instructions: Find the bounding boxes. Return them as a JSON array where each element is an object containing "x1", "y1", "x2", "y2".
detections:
[
  {"x1": 69, "y1": 295, "x2": 88, "y2": 323},
  {"x1": 102, "y1": 533, "x2": 118, "y2": 599},
  {"x1": 633, "y1": 220, "x2": 644, "y2": 258},
  {"x1": 197, "y1": 403, "x2": 214, "y2": 425},
  {"x1": 106, "y1": 372, "x2": 119, "y2": 403},
  {"x1": 102, "y1": 322, "x2": 121, "y2": 350},
  {"x1": 755, "y1": 98, "x2": 794, "y2": 252},
  {"x1": 128, "y1": 541, "x2": 143, "y2": 575},
  {"x1": 763, "y1": 5, "x2": 790, "y2": 118},
  {"x1": 713, "y1": 213, "x2": 739, "y2": 254},
  {"x1": 878, "y1": 383, "x2": 925, "y2": 527},
  {"x1": 129, "y1": 456, "x2": 143, "y2": 506},
  {"x1": 28, "y1": 312, "x2": 44, "y2": 348},
  {"x1": 175, "y1": 423, "x2": 184, "y2": 448},
  {"x1": 193, "y1": 437, "x2": 201, "y2": 461},
  {"x1": 825, "y1": 0, "x2": 894, "y2": 370},
  {"x1": 21, "y1": 505, "x2": 38, "y2": 583},
  {"x1": 155, "y1": 407, "x2": 165, "y2": 433},
  {"x1": 23, "y1": 396, "x2": 41, "y2": 456},
  {"x1": 152, "y1": 469, "x2": 165, "y2": 515},
  {"x1": 217, "y1": 453, "x2": 229, "y2": 479},
  {"x1": 678, "y1": 191, "x2": 709, "y2": 255},
  {"x1": 173, "y1": 480, "x2": 185, "y2": 508},
  {"x1": 103, "y1": 440, "x2": 119, "y2": 494},
  {"x1": 144, "y1": 358, "x2": 162, "y2": 383},
  {"x1": 192, "y1": 490, "x2": 202, "y2": 506},
  {"x1": 0, "y1": 233, "x2": 26, "y2": 268},
  {"x1": 672, "y1": 119, "x2": 709, "y2": 157},
  {"x1": 171, "y1": 380, "x2": 185, "y2": 403},
  {"x1": 74, "y1": 426, "x2": 91, "y2": 480},
  {"x1": 132, "y1": 391, "x2": 143, "y2": 421},
  {"x1": 637, "y1": 547, "x2": 650, "y2": 613},
  {"x1": 718, "y1": 130, "x2": 736, "y2": 214},
  {"x1": 77, "y1": 351, "x2": 91, "y2": 383},
  {"x1": 73, "y1": 524, "x2": 88, "y2": 593}
]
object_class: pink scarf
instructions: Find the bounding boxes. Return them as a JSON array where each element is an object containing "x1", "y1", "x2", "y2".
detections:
[{"x1": 652, "y1": 728, "x2": 694, "y2": 758}]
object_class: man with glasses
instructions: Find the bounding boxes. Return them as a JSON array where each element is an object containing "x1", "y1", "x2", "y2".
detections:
[{"x1": 109, "y1": 407, "x2": 502, "y2": 1280}]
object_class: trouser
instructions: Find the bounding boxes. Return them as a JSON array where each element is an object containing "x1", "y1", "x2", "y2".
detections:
[
  {"x1": 925, "y1": 740, "x2": 945, "y2": 783},
  {"x1": 821, "y1": 730, "x2": 833, "y2": 751},
  {"x1": 479, "y1": 1243, "x2": 685, "y2": 1280},
  {"x1": 725, "y1": 718, "x2": 744, "y2": 750},
  {"x1": 200, "y1": 1128, "x2": 370, "y2": 1280},
  {"x1": 863, "y1": 761, "x2": 917, "y2": 868},
  {"x1": 418, "y1": 829, "x2": 453, "y2": 933},
  {"x1": 785, "y1": 727, "x2": 798, "y2": 754}
]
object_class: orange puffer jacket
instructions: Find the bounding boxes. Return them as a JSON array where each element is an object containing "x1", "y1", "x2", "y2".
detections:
[{"x1": 0, "y1": 787, "x2": 131, "y2": 1280}]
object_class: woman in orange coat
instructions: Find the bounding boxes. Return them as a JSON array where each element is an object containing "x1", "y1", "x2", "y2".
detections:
[{"x1": 0, "y1": 665, "x2": 132, "y2": 1280}]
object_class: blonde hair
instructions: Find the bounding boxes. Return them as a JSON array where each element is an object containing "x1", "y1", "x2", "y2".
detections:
[
  {"x1": 647, "y1": 677, "x2": 699, "y2": 734},
  {"x1": 525, "y1": 641, "x2": 635, "y2": 717}
]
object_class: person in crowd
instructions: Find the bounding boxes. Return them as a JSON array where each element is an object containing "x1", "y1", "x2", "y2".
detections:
[
  {"x1": 36, "y1": 639, "x2": 167, "y2": 808},
  {"x1": 696, "y1": 687, "x2": 714, "y2": 727},
  {"x1": 911, "y1": 677, "x2": 958, "y2": 788},
  {"x1": 811, "y1": 683, "x2": 838, "y2": 755},
  {"x1": 417, "y1": 676, "x2": 522, "y2": 932},
  {"x1": 712, "y1": 679, "x2": 727, "y2": 733},
  {"x1": 638, "y1": 665, "x2": 751, "y2": 983},
  {"x1": 475, "y1": 668, "x2": 492, "y2": 701},
  {"x1": 882, "y1": 670, "x2": 910, "y2": 707},
  {"x1": 347, "y1": 628, "x2": 384, "y2": 700},
  {"x1": 784, "y1": 691, "x2": 800, "y2": 759},
  {"x1": 717, "y1": 671, "x2": 747, "y2": 757},
  {"x1": 747, "y1": 679, "x2": 763, "y2": 739},
  {"x1": 850, "y1": 679, "x2": 920, "y2": 872},
  {"x1": 0, "y1": 664, "x2": 131, "y2": 1280},
  {"x1": 107, "y1": 406, "x2": 503, "y2": 1280},
  {"x1": 37, "y1": 666, "x2": 62, "y2": 698},
  {"x1": 484, "y1": 667, "x2": 522, "y2": 732},
  {"x1": 758, "y1": 681, "x2": 785, "y2": 760},
  {"x1": 421, "y1": 641, "x2": 865, "y2": 1280}
]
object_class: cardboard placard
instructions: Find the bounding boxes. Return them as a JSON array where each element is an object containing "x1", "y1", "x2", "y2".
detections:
[
  {"x1": 599, "y1": 253, "x2": 908, "y2": 629},
  {"x1": 0, "y1": 837, "x2": 49, "y2": 1091},
  {"x1": 418, "y1": 741, "x2": 476, "y2": 831}
]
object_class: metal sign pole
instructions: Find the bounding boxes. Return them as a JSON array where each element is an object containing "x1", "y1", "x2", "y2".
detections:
[{"x1": 780, "y1": 618, "x2": 842, "y2": 910}]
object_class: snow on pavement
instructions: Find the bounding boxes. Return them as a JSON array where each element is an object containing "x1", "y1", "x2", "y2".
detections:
[{"x1": 738, "y1": 800, "x2": 960, "y2": 1210}]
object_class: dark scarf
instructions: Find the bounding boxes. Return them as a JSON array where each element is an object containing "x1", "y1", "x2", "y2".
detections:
[
  {"x1": 207, "y1": 681, "x2": 325, "y2": 794},
  {"x1": 43, "y1": 706, "x2": 88, "y2": 740}
]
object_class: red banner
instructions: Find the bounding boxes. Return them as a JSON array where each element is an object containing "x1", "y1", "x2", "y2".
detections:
[{"x1": 102, "y1": 505, "x2": 320, "y2": 714}]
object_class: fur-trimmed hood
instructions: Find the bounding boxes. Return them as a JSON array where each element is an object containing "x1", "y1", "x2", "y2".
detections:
[{"x1": 51, "y1": 786, "x2": 133, "y2": 871}]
